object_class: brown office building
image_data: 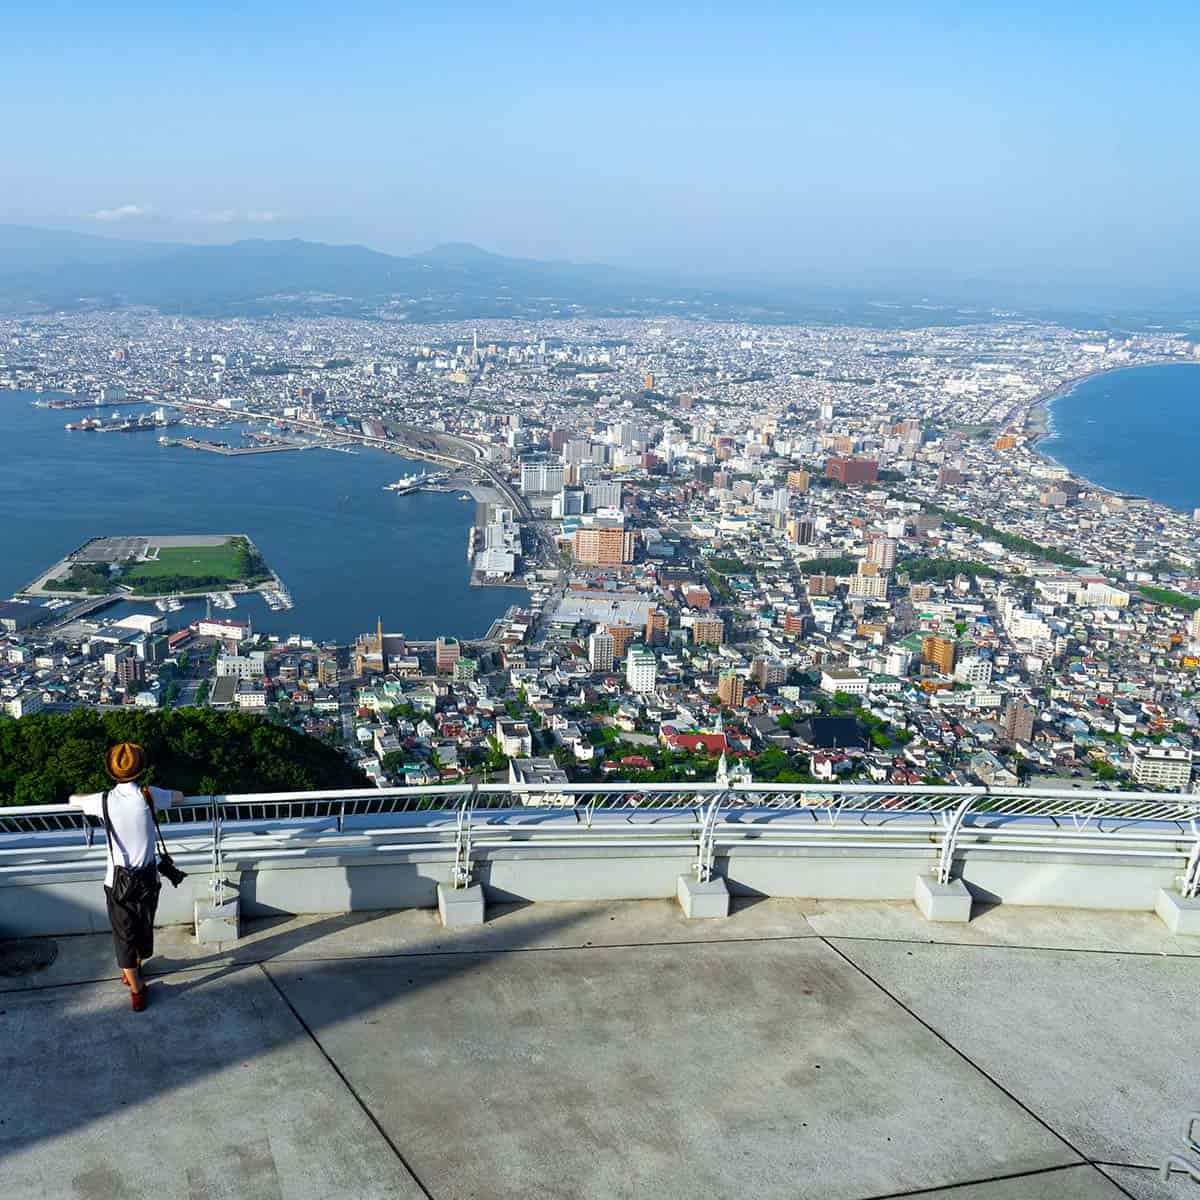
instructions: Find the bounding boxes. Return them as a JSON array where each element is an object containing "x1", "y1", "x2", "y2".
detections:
[
  {"x1": 606, "y1": 622, "x2": 637, "y2": 661},
  {"x1": 922, "y1": 635, "x2": 957, "y2": 675},
  {"x1": 693, "y1": 615, "x2": 725, "y2": 646},
  {"x1": 645, "y1": 607, "x2": 668, "y2": 646},
  {"x1": 435, "y1": 636, "x2": 461, "y2": 674},
  {"x1": 825, "y1": 457, "x2": 879, "y2": 486},
  {"x1": 573, "y1": 525, "x2": 635, "y2": 566},
  {"x1": 718, "y1": 669, "x2": 745, "y2": 708}
]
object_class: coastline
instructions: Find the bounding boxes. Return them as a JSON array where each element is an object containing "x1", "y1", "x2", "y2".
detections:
[
  {"x1": 1020, "y1": 358, "x2": 1199, "y2": 508},
  {"x1": 1, "y1": 389, "x2": 525, "y2": 641}
]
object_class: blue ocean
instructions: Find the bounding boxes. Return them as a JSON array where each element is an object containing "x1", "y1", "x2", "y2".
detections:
[{"x1": 1041, "y1": 363, "x2": 1200, "y2": 513}]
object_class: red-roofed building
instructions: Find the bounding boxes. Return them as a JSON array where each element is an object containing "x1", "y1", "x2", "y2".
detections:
[{"x1": 661, "y1": 731, "x2": 730, "y2": 755}]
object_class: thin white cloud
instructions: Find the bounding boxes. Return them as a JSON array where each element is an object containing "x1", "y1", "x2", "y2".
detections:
[
  {"x1": 93, "y1": 203, "x2": 154, "y2": 222},
  {"x1": 197, "y1": 208, "x2": 280, "y2": 225}
]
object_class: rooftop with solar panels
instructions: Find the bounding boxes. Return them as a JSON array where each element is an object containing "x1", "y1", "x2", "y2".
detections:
[{"x1": 2, "y1": 780, "x2": 1199, "y2": 1198}]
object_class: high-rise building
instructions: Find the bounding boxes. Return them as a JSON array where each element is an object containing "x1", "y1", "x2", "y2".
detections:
[
  {"x1": 606, "y1": 623, "x2": 637, "y2": 661},
  {"x1": 553, "y1": 488, "x2": 587, "y2": 517},
  {"x1": 573, "y1": 525, "x2": 635, "y2": 565},
  {"x1": 848, "y1": 571, "x2": 888, "y2": 600},
  {"x1": 588, "y1": 629, "x2": 615, "y2": 672},
  {"x1": 787, "y1": 517, "x2": 815, "y2": 545},
  {"x1": 1191, "y1": 610, "x2": 1200, "y2": 642},
  {"x1": 868, "y1": 538, "x2": 897, "y2": 570},
  {"x1": 787, "y1": 469, "x2": 810, "y2": 492},
  {"x1": 520, "y1": 462, "x2": 565, "y2": 494},
  {"x1": 585, "y1": 480, "x2": 622, "y2": 510},
  {"x1": 692, "y1": 615, "x2": 725, "y2": 646},
  {"x1": 750, "y1": 657, "x2": 787, "y2": 688},
  {"x1": 717, "y1": 669, "x2": 745, "y2": 708},
  {"x1": 626, "y1": 647, "x2": 657, "y2": 694},
  {"x1": 435, "y1": 637, "x2": 461, "y2": 674},
  {"x1": 782, "y1": 608, "x2": 808, "y2": 635},
  {"x1": 1002, "y1": 698, "x2": 1036, "y2": 744},
  {"x1": 825, "y1": 457, "x2": 879, "y2": 486},
  {"x1": 318, "y1": 656, "x2": 339, "y2": 687},
  {"x1": 645, "y1": 607, "x2": 668, "y2": 646},
  {"x1": 922, "y1": 635, "x2": 957, "y2": 675}
]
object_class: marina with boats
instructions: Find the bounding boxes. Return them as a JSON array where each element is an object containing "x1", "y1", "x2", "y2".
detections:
[{"x1": 65, "y1": 407, "x2": 178, "y2": 433}]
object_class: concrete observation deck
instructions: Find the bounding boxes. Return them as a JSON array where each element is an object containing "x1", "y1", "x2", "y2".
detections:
[
  {"x1": 1, "y1": 901, "x2": 1197, "y2": 1198},
  {"x1": 2, "y1": 783, "x2": 1199, "y2": 1197}
]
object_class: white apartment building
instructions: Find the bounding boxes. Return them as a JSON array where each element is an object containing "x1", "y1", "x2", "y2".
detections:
[
  {"x1": 495, "y1": 718, "x2": 534, "y2": 758},
  {"x1": 625, "y1": 647, "x2": 657, "y2": 694},
  {"x1": 588, "y1": 630, "x2": 615, "y2": 672},
  {"x1": 848, "y1": 572, "x2": 888, "y2": 600},
  {"x1": 520, "y1": 463, "x2": 564, "y2": 495},
  {"x1": 954, "y1": 656, "x2": 994, "y2": 687},
  {"x1": 1131, "y1": 747, "x2": 1193, "y2": 792}
]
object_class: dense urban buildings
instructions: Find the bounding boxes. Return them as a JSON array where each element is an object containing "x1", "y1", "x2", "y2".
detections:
[{"x1": 1, "y1": 309, "x2": 1198, "y2": 795}]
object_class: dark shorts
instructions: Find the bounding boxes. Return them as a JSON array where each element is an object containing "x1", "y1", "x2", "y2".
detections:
[{"x1": 105, "y1": 878, "x2": 160, "y2": 969}]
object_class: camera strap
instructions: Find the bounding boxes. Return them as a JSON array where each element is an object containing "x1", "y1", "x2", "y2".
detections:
[{"x1": 140, "y1": 786, "x2": 170, "y2": 860}]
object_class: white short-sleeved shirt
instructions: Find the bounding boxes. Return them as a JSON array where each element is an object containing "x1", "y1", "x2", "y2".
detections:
[{"x1": 75, "y1": 783, "x2": 175, "y2": 888}]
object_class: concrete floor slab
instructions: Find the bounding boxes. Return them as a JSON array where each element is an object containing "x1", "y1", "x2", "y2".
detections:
[
  {"x1": 0, "y1": 964, "x2": 424, "y2": 1200},
  {"x1": 804, "y1": 899, "x2": 1200, "y2": 956},
  {"x1": 1099, "y1": 1164, "x2": 1200, "y2": 1199},
  {"x1": 0, "y1": 898, "x2": 818, "y2": 993},
  {"x1": 268, "y1": 936, "x2": 1076, "y2": 1200},
  {"x1": 829, "y1": 937, "x2": 1200, "y2": 1168},
  {"x1": 876, "y1": 1163, "x2": 1128, "y2": 1198}
]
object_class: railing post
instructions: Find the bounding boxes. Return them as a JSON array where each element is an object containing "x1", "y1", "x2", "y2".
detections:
[
  {"x1": 936, "y1": 792, "x2": 978, "y2": 886},
  {"x1": 451, "y1": 783, "x2": 478, "y2": 890},
  {"x1": 695, "y1": 793, "x2": 723, "y2": 884},
  {"x1": 1181, "y1": 821, "x2": 1200, "y2": 901},
  {"x1": 438, "y1": 784, "x2": 485, "y2": 928},
  {"x1": 195, "y1": 794, "x2": 240, "y2": 944}
]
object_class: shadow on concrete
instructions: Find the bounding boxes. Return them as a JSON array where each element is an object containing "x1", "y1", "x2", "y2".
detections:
[{"x1": 0, "y1": 871, "x2": 589, "y2": 1170}]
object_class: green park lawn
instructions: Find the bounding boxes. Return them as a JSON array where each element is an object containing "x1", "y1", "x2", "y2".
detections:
[{"x1": 128, "y1": 542, "x2": 244, "y2": 581}]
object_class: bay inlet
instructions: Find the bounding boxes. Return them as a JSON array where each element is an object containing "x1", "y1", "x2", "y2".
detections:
[
  {"x1": 1038, "y1": 363, "x2": 1200, "y2": 513},
  {"x1": 0, "y1": 390, "x2": 525, "y2": 642}
]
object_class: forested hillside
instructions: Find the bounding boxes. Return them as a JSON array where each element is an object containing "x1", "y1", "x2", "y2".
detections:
[{"x1": 0, "y1": 709, "x2": 367, "y2": 806}]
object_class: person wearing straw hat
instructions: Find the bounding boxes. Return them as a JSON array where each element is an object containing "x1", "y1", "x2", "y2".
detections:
[{"x1": 70, "y1": 743, "x2": 183, "y2": 1012}]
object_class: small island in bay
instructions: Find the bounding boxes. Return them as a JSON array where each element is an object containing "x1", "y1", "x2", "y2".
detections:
[{"x1": 24, "y1": 534, "x2": 285, "y2": 603}]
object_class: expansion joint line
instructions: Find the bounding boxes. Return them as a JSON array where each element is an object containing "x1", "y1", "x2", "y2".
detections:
[
  {"x1": 257, "y1": 963, "x2": 437, "y2": 1200},
  {"x1": 815, "y1": 938, "x2": 1140, "y2": 1200}
]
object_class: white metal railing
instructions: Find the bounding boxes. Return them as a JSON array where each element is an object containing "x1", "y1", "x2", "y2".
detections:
[{"x1": 2, "y1": 782, "x2": 1199, "y2": 897}]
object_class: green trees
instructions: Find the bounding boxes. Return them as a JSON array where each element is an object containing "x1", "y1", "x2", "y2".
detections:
[{"x1": 0, "y1": 709, "x2": 368, "y2": 806}]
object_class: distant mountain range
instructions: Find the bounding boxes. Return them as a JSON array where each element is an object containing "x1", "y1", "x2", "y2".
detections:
[{"x1": 0, "y1": 224, "x2": 1196, "y2": 331}]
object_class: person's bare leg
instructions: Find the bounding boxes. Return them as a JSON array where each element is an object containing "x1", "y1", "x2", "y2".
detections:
[{"x1": 122, "y1": 966, "x2": 144, "y2": 991}]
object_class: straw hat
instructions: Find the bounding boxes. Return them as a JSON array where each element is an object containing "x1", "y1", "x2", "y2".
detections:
[{"x1": 105, "y1": 742, "x2": 146, "y2": 783}]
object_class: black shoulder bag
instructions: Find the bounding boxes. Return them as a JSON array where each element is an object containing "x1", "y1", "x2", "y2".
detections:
[{"x1": 101, "y1": 790, "x2": 161, "y2": 904}]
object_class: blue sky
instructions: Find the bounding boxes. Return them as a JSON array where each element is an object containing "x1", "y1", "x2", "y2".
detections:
[{"x1": 3, "y1": 1, "x2": 1197, "y2": 286}]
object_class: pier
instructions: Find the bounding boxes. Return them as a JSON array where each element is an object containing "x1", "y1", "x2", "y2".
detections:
[{"x1": 159, "y1": 437, "x2": 309, "y2": 456}]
